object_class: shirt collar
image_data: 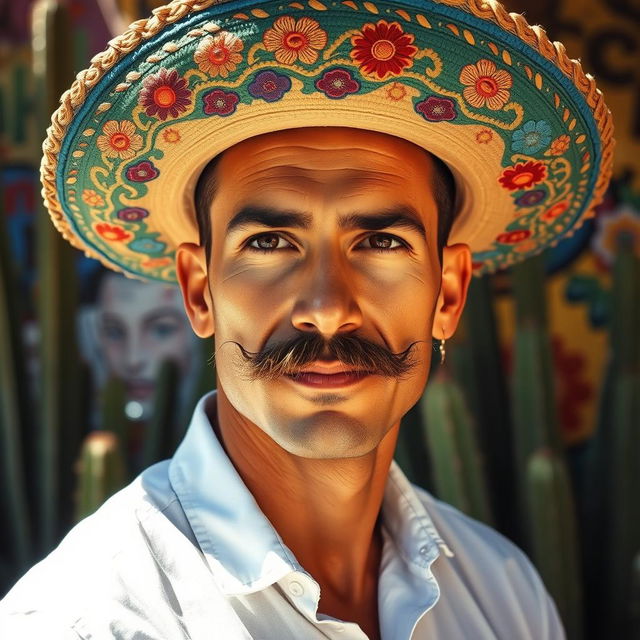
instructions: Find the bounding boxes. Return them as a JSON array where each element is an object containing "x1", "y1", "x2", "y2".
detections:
[{"x1": 169, "y1": 391, "x2": 454, "y2": 596}]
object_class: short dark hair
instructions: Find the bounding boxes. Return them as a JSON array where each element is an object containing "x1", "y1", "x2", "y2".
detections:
[{"x1": 195, "y1": 146, "x2": 456, "y2": 266}]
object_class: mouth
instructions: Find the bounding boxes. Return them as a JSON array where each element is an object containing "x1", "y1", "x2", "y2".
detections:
[
  {"x1": 286, "y1": 361, "x2": 373, "y2": 388},
  {"x1": 126, "y1": 380, "x2": 155, "y2": 400}
]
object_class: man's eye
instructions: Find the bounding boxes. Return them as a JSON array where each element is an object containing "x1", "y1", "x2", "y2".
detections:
[
  {"x1": 247, "y1": 233, "x2": 292, "y2": 251},
  {"x1": 359, "y1": 234, "x2": 406, "y2": 251}
]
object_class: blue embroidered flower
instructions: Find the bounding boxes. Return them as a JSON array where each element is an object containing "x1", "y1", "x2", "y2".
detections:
[
  {"x1": 511, "y1": 120, "x2": 553, "y2": 154},
  {"x1": 248, "y1": 70, "x2": 291, "y2": 102},
  {"x1": 128, "y1": 237, "x2": 166, "y2": 255},
  {"x1": 515, "y1": 189, "x2": 546, "y2": 207}
]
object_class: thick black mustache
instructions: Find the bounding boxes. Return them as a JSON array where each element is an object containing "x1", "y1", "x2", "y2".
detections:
[{"x1": 225, "y1": 333, "x2": 421, "y2": 381}]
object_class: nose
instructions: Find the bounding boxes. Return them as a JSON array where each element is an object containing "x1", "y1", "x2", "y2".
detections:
[{"x1": 290, "y1": 252, "x2": 363, "y2": 339}]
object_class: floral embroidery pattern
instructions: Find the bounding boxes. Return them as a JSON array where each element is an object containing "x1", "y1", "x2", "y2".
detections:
[
  {"x1": 415, "y1": 96, "x2": 457, "y2": 121},
  {"x1": 203, "y1": 88, "x2": 240, "y2": 115},
  {"x1": 128, "y1": 237, "x2": 167, "y2": 254},
  {"x1": 475, "y1": 128, "x2": 493, "y2": 144},
  {"x1": 116, "y1": 207, "x2": 149, "y2": 222},
  {"x1": 96, "y1": 223, "x2": 131, "y2": 242},
  {"x1": 81, "y1": 189, "x2": 105, "y2": 208},
  {"x1": 496, "y1": 229, "x2": 532, "y2": 244},
  {"x1": 547, "y1": 134, "x2": 571, "y2": 156},
  {"x1": 141, "y1": 257, "x2": 173, "y2": 268},
  {"x1": 162, "y1": 128, "x2": 181, "y2": 143},
  {"x1": 248, "y1": 70, "x2": 291, "y2": 102},
  {"x1": 515, "y1": 189, "x2": 546, "y2": 207},
  {"x1": 459, "y1": 59, "x2": 512, "y2": 111},
  {"x1": 350, "y1": 21, "x2": 417, "y2": 80},
  {"x1": 315, "y1": 68, "x2": 360, "y2": 99},
  {"x1": 386, "y1": 82, "x2": 407, "y2": 101},
  {"x1": 263, "y1": 16, "x2": 327, "y2": 65},
  {"x1": 541, "y1": 201, "x2": 569, "y2": 222},
  {"x1": 96, "y1": 120, "x2": 143, "y2": 160},
  {"x1": 499, "y1": 161, "x2": 547, "y2": 191},
  {"x1": 126, "y1": 160, "x2": 159, "y2": 183},
  {"x1": 139, "y1": 68, "x2": 192, "y2": 120},
  {"x1": 194, "y1": 32, "x2": 243, "y2": 77},
  {"x1": 511, "y1": 120, "x2": 552, "y2": 154}
]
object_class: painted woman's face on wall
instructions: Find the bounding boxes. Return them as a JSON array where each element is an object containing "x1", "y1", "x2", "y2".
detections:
[{"x1": 178, "y1": 127, "x2": 471, "y2": 458}]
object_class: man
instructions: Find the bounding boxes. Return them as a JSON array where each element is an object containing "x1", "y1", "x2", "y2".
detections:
[{"x1": 0, "y1": 0, "x2": 612, "y2": 637}]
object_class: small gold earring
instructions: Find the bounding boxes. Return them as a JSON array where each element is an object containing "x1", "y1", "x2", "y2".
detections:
[{"x1": 439, "y1": 329, "x2": 446, "y2": 365}]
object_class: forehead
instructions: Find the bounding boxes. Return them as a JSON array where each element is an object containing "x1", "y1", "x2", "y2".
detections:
[{"x1": 99, "y1": 274, "x2": 181, "y2": 312}]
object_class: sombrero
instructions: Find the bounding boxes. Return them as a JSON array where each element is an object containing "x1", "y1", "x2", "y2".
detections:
[{"x1": 42, "y1": 0, "x2": 614, "y2": 282}]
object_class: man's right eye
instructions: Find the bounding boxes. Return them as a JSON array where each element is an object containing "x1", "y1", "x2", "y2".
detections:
[{"x1": 247, "y1": 233, "x2": 293, "y2": 251}]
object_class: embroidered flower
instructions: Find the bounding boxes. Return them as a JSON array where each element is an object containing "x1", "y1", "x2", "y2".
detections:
[
  {"x1": 162, "y1": 128, "x2": 181, "y2": 143},
  {"x1": 248, "y1": 70, "x2": 291, "y2": 102},
  {"x1": 415, "y1": 96, "x2": 457, "y2": 122},
  {"x1": 386, "y1": 82, "x2": 407, "y2": 102},
  {"x1": 128, "y1": 237, "x2": 167, "y2": 255},
  {"x1": 202, "y1": 89, "x2": 240, "y2": 115},
  {"x1": 459, "y1": 59, "x2": 512, "y2": 110},
  {"x1": 116, "y1": 207, "x2": 149, "y2": 222},
  {"x1": 81, "y1": 189, "x2": 105, "y2": 208},
  {"x1": 546, "y1": 134, "x2": 571, "y2": 156},
  {"x1": 263, "y1": 16, "x2": 327, "y2": 65},
  {"x1": 350, "y1": 20, "x2": 417, "y2": 80},
  {"x1": 541, "y1": 201, "x2": 569, "y2": 222},
  {"x1": 96, "y1": 120, "x2": 143, "y2": 160},
  {"x1": 475, "y1": 128, "x2": 493, "y2": 144},
  {"x1": 514, "y1": 238, "x2": 537, "y2": 254},
  {"x1": 96, "y1": 223, "x2": 131, "y2": 242},
  {"x1": 142, "y1": 257, "x2": 173, "y2": 268},
  {"x1": 315, "y1": 68, "x2": 360, "y2": 99},
  {"x1": 511, "y1": 120, "x2": 553, "y2": 154},
  {"x1": 139, "y1": 68, "x2": 192, "y2": 120},
  {"x1": 496, "y1": 229, "x2": 532, "y2": 244},
  {"x1": 499, "y1": 161, "x2": 547, "y2": 191},
  {"x1": 515, "y1": 189, "x2": 546, "y2": 207},
  {"x1": 125, "y1": 160, "x2": 159, "y2": 183},
  {"x1": 194, "y1": 32, "x2": 243, "y2": 77}
]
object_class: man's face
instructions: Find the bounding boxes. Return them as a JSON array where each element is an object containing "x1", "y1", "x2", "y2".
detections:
[
  {"x1": 97, "y1": 273, "x2": 193, "y2": 415},
  {"x1": 187, "y1": 127, "x2": 469, "y2": 458}
]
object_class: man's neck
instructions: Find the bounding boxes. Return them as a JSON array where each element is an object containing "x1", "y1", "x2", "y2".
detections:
[{"x1": 212, "y1": 387, "x2": 399, "y2": 626}]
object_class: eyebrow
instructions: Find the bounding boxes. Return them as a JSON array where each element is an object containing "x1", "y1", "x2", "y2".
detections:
[{"x1": 226, "y1": 205, "x2": 426, "y2": 237}]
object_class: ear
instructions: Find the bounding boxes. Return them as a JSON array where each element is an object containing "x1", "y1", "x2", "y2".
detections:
[
  {"x1": 432, "y1": 243, "x2": 472, "y2": 341},
  {"x1": 175, "y1": 242, "x2": 215, "y2": 338}
]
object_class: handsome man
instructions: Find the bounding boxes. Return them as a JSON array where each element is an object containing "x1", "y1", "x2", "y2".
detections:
[{"x1": 0, "y1": 0, "x2": 612, "y2": 637}]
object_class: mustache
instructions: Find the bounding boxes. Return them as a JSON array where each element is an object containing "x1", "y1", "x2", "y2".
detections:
[{"x1": 222, "y1": 332, "x2": 421, "y2": 381}]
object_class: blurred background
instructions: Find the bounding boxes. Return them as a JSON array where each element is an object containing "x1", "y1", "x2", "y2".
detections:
[{"x1": 0, "y1": 0, "x2": 638, "y2": 638}]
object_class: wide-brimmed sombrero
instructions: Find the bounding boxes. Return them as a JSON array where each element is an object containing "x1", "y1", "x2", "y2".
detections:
[{"x1": 42, "y1": 0, "x2": 613, "y2": 282}]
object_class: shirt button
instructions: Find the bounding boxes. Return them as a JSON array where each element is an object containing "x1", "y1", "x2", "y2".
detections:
[{"x1": 288, "y1": 580, "x2": 304, "y2": 597}]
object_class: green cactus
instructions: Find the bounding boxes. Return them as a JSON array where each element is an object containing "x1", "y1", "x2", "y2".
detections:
[{"x1": 526, "y1": 448, "x2": 583, "y2": 640}]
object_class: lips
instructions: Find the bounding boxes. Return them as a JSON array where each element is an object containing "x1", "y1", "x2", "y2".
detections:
[{"x1": 286, "y1": 361, "x2": 372, "y2": 388}]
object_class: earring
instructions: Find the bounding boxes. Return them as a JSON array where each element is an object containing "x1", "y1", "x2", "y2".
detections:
[{"x1": 439, "y1": 329, "x2": 446, "y2": 365}]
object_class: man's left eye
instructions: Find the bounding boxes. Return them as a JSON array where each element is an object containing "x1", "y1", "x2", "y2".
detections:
[{"x1": 359, "y1": 234, "x2": 405, "y2": 250}]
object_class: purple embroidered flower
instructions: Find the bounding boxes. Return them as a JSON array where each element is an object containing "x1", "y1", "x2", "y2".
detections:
[
  {"x1": 415, "y1": 96, "x2": 457, "y2": 122},
  {"x1": 128, "y1": 236, "x2": 166, "y2": 255},
  {"x1": 125, "y1": 160, "x2": 159, "y2": 183},
  {"x1": 248, "y1": 70, "x2": 291, "y2": 102},
  {"x1": 138, "y1": 68, "x2": 192, "y2": 120},
  {"x1": 515, "y1": 189, "x2": 546, "y2": 207},
  {"x1": 202, "y1": 89, "x2": 240, "y2": 116},
  {"x1": 116, "y1": 207, "x2": 149, "y2": 222},
  {"x1": 315, "y1": 68, "x2": 360, "y2": 99}
]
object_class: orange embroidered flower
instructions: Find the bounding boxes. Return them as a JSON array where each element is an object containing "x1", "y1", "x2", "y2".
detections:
[
  {"x1": 96, "y1": 120, "x2": 143, "y2": 160},
  {"x1": 514, "y1": 238, "x2": 537, "y2": 254},
  {"x1": 141, "y1": 257, "x2": 173, "y2": 268},
  {"x1": 194, "y1": 31, "x2": 243, "y2": 77},
  {"x1": 386, "y1": 82, "x2": 407, "y2": 102},
  {"x1": 541, "y1": 201, "x2": 569, "y2": 222},
  {"x1": 81, "y1": 189, "x2": 105, "y2": 208},
  {"x1": 547, "y1": 134, "x2": 570, "y2": 156},
  {"x1": 263, "y1": 16, "x2": 327, "y2": 65},
  {"x1": 351, "y1": 20, "x2": 417, "y2": 80},
  {"x1": 475, "y1": 128, "x2": 493, "y2": 144},
  {"x1": 95, "y1": 223, "x2": 131, "y2": 242},
  {"x1": 499, "y1": 161, "x2": 547, "y2": 191},
  {"x1": 459, "y1": 59, "x2": 512, "y2": 110},
  {"x1": 496, "y1": 229, "x2": 532, "y2": 244},
  {"x1": 162, "y1": 128, "x2": 181, "y2": 143}
]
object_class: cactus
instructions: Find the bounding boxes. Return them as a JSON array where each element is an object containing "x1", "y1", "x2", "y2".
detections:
[
  {"x1": 74, "y1": 431, "x2": 127, "y2": 523},
  {"x1": 526, "y1": 448, "x2": 583, "y2": 640},
  {"x1": 419, "y1": 367, "x2": 493, "y2": 525}
]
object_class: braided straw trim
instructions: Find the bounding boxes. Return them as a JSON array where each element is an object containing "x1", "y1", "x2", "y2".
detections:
[{"x1": 40, "y1": 0, "x2": 614, "y2": 277}]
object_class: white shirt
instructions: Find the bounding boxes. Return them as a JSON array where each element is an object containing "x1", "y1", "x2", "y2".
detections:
[{"x1": 0, "y1": 392, "x2": 565, "y2": 639}]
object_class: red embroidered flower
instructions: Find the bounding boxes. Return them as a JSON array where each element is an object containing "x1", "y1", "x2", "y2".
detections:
[
  {"x1": 139, "y1": 68, "x2": 192, "y2": 120},
  {"x1": 202, "y1": 89, "x2": 240, "y2": 115},
  {"x1": 194, "y1": 31, "x2": 243, "y2": 77},
  {"x1": 496, "y1": 229, "x2": 532, "y2": 244},
  {"x1": 263, "y1": 16, "x2": 327, "y2": 65},
  {"x1": 459, "y1": 59, "x2": 512, "y2": 111},
  {"x1": 350, "y1": 20, "x2": 417, "y2": 80},
  {"x1": 475, "y1": 128, "x2": 493, "y2": 144},
  {"x1": 415, "y1": 96, "x2": 457, "y2": 121},
  {"x1": 315, "y1": 68, "x2": 360, "y2": 99},
  {"x1": 125, "y1": 160, "x2": 159, "y2": 182},
  {"x1": 499, "y1": 161, "x2": 547, "y2": 191},
  {"x1": 541, "y1": 201, "x2": 569, "y2": 222},
  {"x1": 95, "y1": 223, "x2": 131, "y2": 242}
]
